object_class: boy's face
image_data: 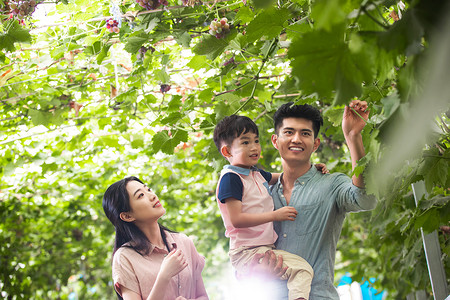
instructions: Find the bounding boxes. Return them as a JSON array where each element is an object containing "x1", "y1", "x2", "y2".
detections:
[
  {"x1": 223, "y1": 131, "x2": 261, "y2": 168},
  {"x1": 271, "y1": 117, "x2": 320, "y2": 165}
]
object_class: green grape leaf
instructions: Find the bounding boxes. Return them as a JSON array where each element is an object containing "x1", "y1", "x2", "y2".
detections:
[
  {"x1": 245, "y1": 8, "x2": 292, "y2": 43},
  {"x1": 124, "y1": 31, "x2": 151, "y2": 54},
  {"x1": 0, "y1": 20, "x2": 31, "y2": 52},
  {"x1": 289, "y1": 27, "x2": 374, "y2": 105},
  {"x1": 193, "y1": 34, "x2": 229, "y2": 60},
  {"x1": 311, "y1": 0, "x2": 346, "y2": 31}
]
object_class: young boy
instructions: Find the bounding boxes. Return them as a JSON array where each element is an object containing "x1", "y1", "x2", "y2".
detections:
[{"x1": 213, "y1": 115, "x2": 327, "y2": 300}]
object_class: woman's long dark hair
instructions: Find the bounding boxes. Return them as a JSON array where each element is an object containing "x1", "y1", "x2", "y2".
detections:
[
  {"x1": 103, "y1": 178, "x2": 176, "y2": 300},
  {"x1": 102, "y1": 176, "x2": 174, "y2": 256}
]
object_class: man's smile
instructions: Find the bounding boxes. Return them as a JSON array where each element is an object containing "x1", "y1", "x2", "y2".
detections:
[{"x1": 289, "y1": 147, "x2": 304, "y2": 151}]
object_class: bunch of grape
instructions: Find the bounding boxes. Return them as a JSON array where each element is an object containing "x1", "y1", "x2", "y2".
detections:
[
  {"x1": 9, "y1": 0, "x2": 37, "y2": 19},
  {"x1": 209, "y1": 18, "x2": 230, "y2": 39},
  {"x1": 106, "y1": 18, "x2": 120, "y2": 33},
  {"x1": 160, "y1": 84, "x2": 170, "y2": 93},
  {"x1": 223, "y1": 56, "x2": 235, "y2": 66},
  {"x1": 137, "y1": 45, "x2": 155, "y2": 60},
  {"x1": 136, "y1": 0, "x2": 168, "y2": 10}
]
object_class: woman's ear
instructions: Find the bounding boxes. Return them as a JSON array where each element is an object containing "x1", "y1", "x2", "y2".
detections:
[
  {"x1": 220, "y1": 145, "x2": 232, "y2": 158},
  {"x1": 119, "y1": 212, "x2": 135, "y2": 223}
]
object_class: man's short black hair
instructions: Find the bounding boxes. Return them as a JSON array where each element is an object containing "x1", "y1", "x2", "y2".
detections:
[
  {"x1": 213, "y1": 115, "x2": 259, "y2": 152},
  {"x1": 273, "y1": 102, "x2": 323, "y2": 138}
]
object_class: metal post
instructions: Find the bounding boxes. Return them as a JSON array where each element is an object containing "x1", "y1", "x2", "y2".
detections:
[{"x1": 412, "y1": 181, "x2": 449, "y2": 300}]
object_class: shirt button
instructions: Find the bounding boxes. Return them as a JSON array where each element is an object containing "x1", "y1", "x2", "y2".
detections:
[
  {"x1": 163, "y1": 254, "x2": 167, "y2": 257},
  {"x1": 301, "y1": 182, "x2": 305, "y2": 185},
  {"x1": 283, "y1": 234, "x2": 287, "y2": 238}
]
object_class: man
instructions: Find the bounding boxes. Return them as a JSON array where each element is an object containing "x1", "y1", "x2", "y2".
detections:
[{"x1": 269, "y1": 100, "x2": 377, "y2": 299}]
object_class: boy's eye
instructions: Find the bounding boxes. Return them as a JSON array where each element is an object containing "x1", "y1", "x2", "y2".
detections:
[
  {"x1": 242, "y1": 141, "x2": 249, "y2": 145},
  {"x1": 147, "y1": 187, "x2": 152, "y2": 192},
  {"x1": 138, "y1": 193, "x2": 144, "y2": 198},
  {"x1": 255, "y1": 139, "x2": 259, "y2": 143},
  {"x1": 303, "y1": 132, "x2": 311, "y2": 136}
]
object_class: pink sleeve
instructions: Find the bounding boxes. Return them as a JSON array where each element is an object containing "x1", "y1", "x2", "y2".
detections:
[
  {"x1": 185, "y1": 236, "x2": 209, "y2": 300},
  {"x1": 112, "y1": 248, "x2": 141, "y2": 296}
]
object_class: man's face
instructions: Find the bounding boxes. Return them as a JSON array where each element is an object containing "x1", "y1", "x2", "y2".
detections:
[{"x1": 271, "y1": 117, "x2": 320, "y2": 165}]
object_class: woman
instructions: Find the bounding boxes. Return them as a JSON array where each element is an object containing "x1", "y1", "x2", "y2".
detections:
[{"x1": 103, "y1": 176, "x2": 209, "y2": 300}]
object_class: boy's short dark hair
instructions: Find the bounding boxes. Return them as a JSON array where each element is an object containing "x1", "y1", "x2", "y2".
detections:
[
  {"x1": 273, "y1": 102, "x2": 323, "y2": 138},
  {"x1": 213, "y1": 115, "x2": 259, "y2": 152}
]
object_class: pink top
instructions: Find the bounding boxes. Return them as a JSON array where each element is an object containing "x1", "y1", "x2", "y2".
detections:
[
  {"x1": 216, "y1": 167, "x2": 278, "y2": 249},
  {"x1": 112, "y1": 231, "x2": 208, "y2": 300}
]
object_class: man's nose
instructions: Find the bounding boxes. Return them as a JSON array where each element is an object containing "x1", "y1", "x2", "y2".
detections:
[{"x1": 291, "y1": 132, "x2": 301, "y2": 143}]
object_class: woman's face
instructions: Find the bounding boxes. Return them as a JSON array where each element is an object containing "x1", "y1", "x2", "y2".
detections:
[{"x1": 123, "y1": 180, "x2": 166, "y2": 223}]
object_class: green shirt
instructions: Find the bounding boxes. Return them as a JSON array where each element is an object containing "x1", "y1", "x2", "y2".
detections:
[{"x1": 271, "y1": 166, "x2": 377, "y2": 300}]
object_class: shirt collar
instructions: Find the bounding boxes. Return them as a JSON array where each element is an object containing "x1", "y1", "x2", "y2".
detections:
[
  {"x1": 277, "y1": 164, "x2": 316, "y2": 187},
  {"x1": 148, "y1": 230, "x2": 177, "y2": 255},
  {"x1": 295, "y1": 164, "x2": 317, "y2": 183},
  {"x1": 223, "y1": 164, "x2": 256, "y2": 176}
]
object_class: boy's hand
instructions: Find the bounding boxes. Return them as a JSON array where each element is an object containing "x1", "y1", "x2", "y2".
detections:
[
  {"x1": 342, "y1": 100, "x2": 370, "y2": 137},
  {"x1": 273, "y1": 206, "x2": 297, "y2": 221},
  {"x1": 314, "y1": 163, "x2": 329, "y2": 174}
]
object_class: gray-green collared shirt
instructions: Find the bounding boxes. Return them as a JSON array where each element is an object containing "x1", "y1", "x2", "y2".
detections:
[{"x1": 271, "y1": 166, "x2": 377, "y2": 300}]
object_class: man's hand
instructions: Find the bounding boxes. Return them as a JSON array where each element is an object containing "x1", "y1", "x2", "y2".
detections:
[
  {"x1": 342, "y1": 100, "x2": 369, "y2": 137},
  {"x1": 248, "y1": 250, "x2": 287, "y2": 280},
  {"x1": 342, "y1": 100, "x2": 370, "y2": 188}
]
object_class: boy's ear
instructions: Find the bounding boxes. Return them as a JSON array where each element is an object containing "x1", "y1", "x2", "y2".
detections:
[
  {"x1": 119, "y1": 212, "x2": 135, "y2": 223},
  {"x1": 220, "y1": 145, "x2": 232, "y2": 158}
]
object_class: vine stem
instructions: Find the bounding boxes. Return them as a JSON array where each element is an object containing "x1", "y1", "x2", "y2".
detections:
[
  {"x1": 361, "y1": 5, "x2": 389, "y2": 30},
  {"x1": 348, "y1": 106, "x2": 375, "y2": 130},
  {"x1": 232, "y1": 38, "x2": 276, "y2": 115},
  {"x1": 232, "y1": 58, "x2": 267, "y2": 115}
]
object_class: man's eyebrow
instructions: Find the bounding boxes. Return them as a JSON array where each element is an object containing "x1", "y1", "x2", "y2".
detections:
[{"x1": 282, "y1": 127, "x2": 313, "y2": 132}]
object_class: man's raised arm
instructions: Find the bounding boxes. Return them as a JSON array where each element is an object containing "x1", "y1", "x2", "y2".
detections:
[{"x1": 342, "y1": 100, "x2": 370, "y2": 188}]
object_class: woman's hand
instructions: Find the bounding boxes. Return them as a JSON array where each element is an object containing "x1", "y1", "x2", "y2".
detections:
[{"x1": 158, "y1": 248, "x2": 188, "y2": 281}]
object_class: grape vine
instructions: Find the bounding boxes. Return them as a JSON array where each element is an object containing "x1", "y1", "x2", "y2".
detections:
[
  {"x1": 9, "y1": 0, "x2": 37, "y2": 19},
  {"x1": 209, "y1": 17, "x2": 230, "y2": 39}
]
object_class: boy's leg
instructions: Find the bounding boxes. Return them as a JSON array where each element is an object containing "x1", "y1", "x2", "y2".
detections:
[
  {"x1": 230, "y1": 245, "x2": 288, "y2": 300},
  {"x1": 229, "y1": 245, "x2": 274, "y2": 275},
  {"x1": 271, "y1": 249, "x2": 313, "y2": 300}
]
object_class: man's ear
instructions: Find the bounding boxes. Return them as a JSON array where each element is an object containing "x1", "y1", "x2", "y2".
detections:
[
  {"x1": 271, "y1": 134, "x2": 279, "y2": 150},
  {"x1": 313, "y1": 138, "x2": 321, "y2": 152},
  {"x1": 220, "y1": 145, "x2": 232, "y2": 158},
  {"x1": 120, "y1": 212, "x2": 135, "y2": 223}
]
